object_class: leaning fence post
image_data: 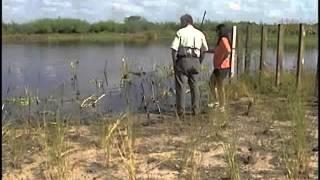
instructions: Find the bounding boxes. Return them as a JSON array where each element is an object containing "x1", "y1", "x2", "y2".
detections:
[
  {"x1": 229, "y1": 25, "x2": 237, "y2": 82},
  {"x1": 275, "y1": 24, "x2": 284, "y2": 87},
  {"x1": 296, "y1": 23, "x2": 305, "y2": 89},
  {"x1": 259, "y1": 25, "x2": 267, "y2": 83},
  {"x1": 244, "y1": 24, "x2": 250, "y2": 72}
]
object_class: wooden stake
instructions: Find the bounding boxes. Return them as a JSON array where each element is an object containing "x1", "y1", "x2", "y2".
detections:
[
  {"x1": 296, "y1": 24, "x2": 305, "y2": 89},
  {"x1": 244, "y1": 24, "x2": 250, "y2": 72},
  {"x1": 275, "y1": 24, "x2": 284, "y2": 87},
  {"x1": 236, "y1": 28, "x2": 241, "y2": 78},
  {"x1": 259, "y1": 25, "x2": 267, "y2": 83},
  {"x1": 230, "y1": 26, "x2": 237, "y2": 80}
]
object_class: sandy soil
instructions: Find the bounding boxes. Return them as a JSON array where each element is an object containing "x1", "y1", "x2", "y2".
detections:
[{"x1": 2, "y1": 96, "x2": 318, "y2": 180}]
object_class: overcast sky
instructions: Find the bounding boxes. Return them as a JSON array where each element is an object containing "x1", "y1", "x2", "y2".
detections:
[{"x1": 2, "y1": 0, "x2": 318, "y2": 24}]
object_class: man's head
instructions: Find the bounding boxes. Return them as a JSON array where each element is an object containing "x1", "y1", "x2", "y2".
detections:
[{"x1": 180, "y1": 14, "x2": 193, "y2": 27}]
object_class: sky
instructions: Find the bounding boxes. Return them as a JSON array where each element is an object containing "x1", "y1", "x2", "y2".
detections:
[{"x1": 2, "y1": 0, "x2": 318, "y2": 24}]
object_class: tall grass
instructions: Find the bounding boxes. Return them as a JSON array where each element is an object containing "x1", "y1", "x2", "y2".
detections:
[
  {"x1": 222, "y1": 141, "x2": 241, "y2": 180},
  {"x1": 282, "y1": 90, "x2": 311, "y2": 179},
  {"x1": 99, "y1": 117, "x2": 121, "y2": 167},
  {"x1": 116, "y1": 113, "x2": 137, "y2": 180},
  {"x1": 43, "y1": 109, "x2": 70, "y2": 179},
  {"x1": 3, "y1": 125, "x2": 25, "y2": 169}
]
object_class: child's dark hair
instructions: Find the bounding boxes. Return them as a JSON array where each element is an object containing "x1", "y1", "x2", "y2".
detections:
[
  {"x1": 216, "y1": 24, "x2": 226, "y2": 31},
  {"x1": 216, "y1": 24, "x2": 231, "y2": 46}
]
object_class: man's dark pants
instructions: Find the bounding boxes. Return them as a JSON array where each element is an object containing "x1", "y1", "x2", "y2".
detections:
[{"x1": 174, "y1": 57, "x2": 201, "y2": 115}]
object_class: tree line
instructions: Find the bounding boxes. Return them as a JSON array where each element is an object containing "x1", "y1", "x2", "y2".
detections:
[{"x1": 2, "y1": 16, "x2": 318, "y2": 36}]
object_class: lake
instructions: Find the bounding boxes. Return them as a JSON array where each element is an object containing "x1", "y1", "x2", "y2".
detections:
[{"x1": 2, "y1": 42, "x2": 318, "y2": 113}]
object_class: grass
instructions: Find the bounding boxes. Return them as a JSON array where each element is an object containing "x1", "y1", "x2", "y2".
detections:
[
  {"x1": 224, "y1": 70, "x2": 316, "y2": 179},
  {"x1": 4, "y1": 125, "x2": 26, "y2": 169},
  {"x1": 281, "y1": 89, "x2": 311, "y2": 179},
  {"x1": 222, "y1": 141, "x2": 240, "y2": 180},
  {"x1": 100, "y1": 118, "x2": 121, "y2": 167},
  {"x1": 116, "y1": 113, "x2": 137, "y2": 180}
]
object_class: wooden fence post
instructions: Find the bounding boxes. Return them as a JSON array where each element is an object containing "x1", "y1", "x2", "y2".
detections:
[
  {"x1": 296, "y1": 23, "x2": 305, "y2": 89},
  {"x1": 275, "y1": 24, "x2": 284, "y2": 87},
  {"x1": 244, "y1": 24, "x2": 250, "y2": 72},
  {"x1": 230, "y1": 26, "x2": 237, "y2": 81},
  {"x1": 316, "y1": 57, "x2": 319, "y2": 97},
  {"x1": 242, "y1": 49, "x2": 246, "y2": 73},
  {"x1": 236, "y1": 28, "x2": 241, "y2": 78},
  {"x1": 259, "y1": 25, "x2": 267, "y2": 83}
]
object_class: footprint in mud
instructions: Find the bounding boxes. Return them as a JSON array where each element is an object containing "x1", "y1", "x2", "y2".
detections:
[
  {"x1": 141, "y1": 120, "x2": 157, "y2": 126},
  {"x1": 158, "y1": 160, "x2": 180, "y2": 171},
  {"x1": 147, "y1": 157, "x2": 158, "y2": 164},
  {"x1": 239, "y1": 153, "x2": 255, "y2": 165},
  {"x1": 86, "y1": 162, "x2": 105, "y2": 174}
]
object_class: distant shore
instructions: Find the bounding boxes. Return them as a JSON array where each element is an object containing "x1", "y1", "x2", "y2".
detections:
[
  {"x1": 2, "y1": 32, "x2": 171, "y2": 44},
  {"x1": 2, "y1": 32, "x2": 317, "y2": 49}
]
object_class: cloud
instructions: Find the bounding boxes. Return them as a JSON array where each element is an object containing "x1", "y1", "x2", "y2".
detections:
[
  {"x1": 227, "y1": 2, "x2": 241, "y2": 11},
  {"x1": 3, "y1": 5, "x2": 10, "y2": 10},
  {"x1": 141, "y1": 0, "x2": 163, "y2": 7},
  {"x1": 2, "y1": 0, "x2": 318, "y2": 23},
  {"x1": 11, "y1": 6, "x2": 24, "y2": 12},
  {"x1": 78, "y1": 8, "x2": 95, "y2": 15},
  {"x1": 112, "y1": 2, "x2": 144, "y2": 14},
  {"x1": 42, "y1": 0, "x2": 72, "y2": 8},
  {"x1": 11, "y1": 0, "x2": 26, "y2": 3},
  {"x1": 267, "y1": 10, "x2": 282, "y2": 18},
  {"x1": 41, "y1": 7, "x2": 57, "y2": 12}
]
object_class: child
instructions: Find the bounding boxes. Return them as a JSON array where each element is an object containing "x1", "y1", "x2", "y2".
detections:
[{"x1": 206, "y1": 24, "x2": 232, "y2": 112}]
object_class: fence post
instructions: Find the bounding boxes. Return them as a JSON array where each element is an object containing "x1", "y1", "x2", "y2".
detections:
[
  {"x1": 230, "y1": 26, "x2": 237, "y2": 81},
  {"x1": 296, "y1": 24, "x2": 305, "y2": 89},
  {"x1": 275, "y1": 24, "x2": 284, "y2": 87},
  {"x1": 244, "y1": 24, "x2": 250, "y2": 72},
  {"x1": 242, "y1": 49, "x2": 246, "y2": 73},
  {"x1": 316, "y1": 57, "x2": 319, "y2": 97},
  {"x1": 236, "y1": 28, "x2": 241, "y2": 78},
  {"x1": 259, "y1": 25, "x2": 267, "y2": 83}
]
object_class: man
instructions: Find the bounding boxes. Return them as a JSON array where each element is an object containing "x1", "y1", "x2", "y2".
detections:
[
  {"x1": 206, "y1": 24, "x2": 232, "y2": 112},
  {"x1": 170, "y1": 14, "x2": 209, "y2": 117}
]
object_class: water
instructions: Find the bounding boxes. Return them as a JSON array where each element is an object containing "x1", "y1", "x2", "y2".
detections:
[{"x1": 2, "y1": 42, "x2": 318, "y2": 114}]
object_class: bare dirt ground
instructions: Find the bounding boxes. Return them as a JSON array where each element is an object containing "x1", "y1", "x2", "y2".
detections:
[{"x1": 2, "y1": 96, "x2": 318, "y2": 180}]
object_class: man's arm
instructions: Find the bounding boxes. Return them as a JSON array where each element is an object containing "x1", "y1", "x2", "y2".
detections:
[
  {"x1": 199, "y1": 51, "x2": 205, "y2": 64},
  {"x1": 171, "y1": 32, "x2": 180, "y2": 66},
  {"x1": 171, "y1": 49, "x2": 178, "y2": 66},
  {"x1": 200, "y1": 33, "x2": 209, "y2": 63}
]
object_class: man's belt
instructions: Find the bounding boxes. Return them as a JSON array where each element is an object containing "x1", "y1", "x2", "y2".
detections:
[{"x1": 177, "y1": 54, "x2": 199, "y2": 58}]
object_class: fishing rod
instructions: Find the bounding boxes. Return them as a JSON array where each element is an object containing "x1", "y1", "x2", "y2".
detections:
[{"x1": 200, "y1": 10, "x2": 207, "y2": 31}]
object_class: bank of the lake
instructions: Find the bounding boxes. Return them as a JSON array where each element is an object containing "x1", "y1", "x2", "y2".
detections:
[
  {"x1": 2, "y1": 32, "x2": 318, "y2": 49},
  {"x1": 2, "y1": 32, "x2": 169, "y2": 44}
]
